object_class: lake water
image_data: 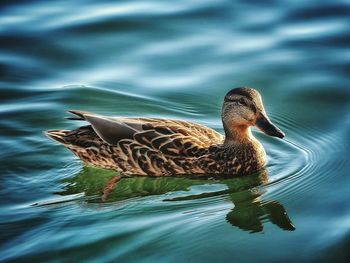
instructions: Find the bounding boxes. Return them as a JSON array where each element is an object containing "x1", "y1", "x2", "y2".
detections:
[{"x1": 1, "y1": 0, "x2": 349, "y2": 262}]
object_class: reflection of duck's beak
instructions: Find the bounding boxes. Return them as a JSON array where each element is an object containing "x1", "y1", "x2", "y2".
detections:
[{"x1": 255, "y1": 111, "x2": 285, "y2": 139}]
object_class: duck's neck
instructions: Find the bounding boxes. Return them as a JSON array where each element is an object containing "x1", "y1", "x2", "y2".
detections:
[
  {"x1": 223, "y1": 123, "x2": 267, "y2": 169},
  {"x1": 223, "y1": 124, "x2": 254, "y2": 145}
]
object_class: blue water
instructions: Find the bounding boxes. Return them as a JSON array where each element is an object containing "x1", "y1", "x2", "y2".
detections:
[{"x1": 1, "y1": 0, "x2": 349, "y2": 262}]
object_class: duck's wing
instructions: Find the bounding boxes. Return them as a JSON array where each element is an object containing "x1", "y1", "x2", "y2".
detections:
[{"x1": 67, "y1": 110, "x2": 224, "y2": 155}]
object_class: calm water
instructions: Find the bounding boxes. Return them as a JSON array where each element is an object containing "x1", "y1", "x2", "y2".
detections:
[{"x1": 1, "y1": 0, "x2": 349, "y2": 262}]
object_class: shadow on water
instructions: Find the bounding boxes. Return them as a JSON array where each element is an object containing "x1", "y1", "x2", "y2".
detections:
[{"x1": 52, "y1": 166, "x2": 295, "y2": 233}]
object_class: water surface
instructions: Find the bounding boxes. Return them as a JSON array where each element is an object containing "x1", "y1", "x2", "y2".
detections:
[{"x1": 0, "y1": 0, "x2": 349, "y2": 262}]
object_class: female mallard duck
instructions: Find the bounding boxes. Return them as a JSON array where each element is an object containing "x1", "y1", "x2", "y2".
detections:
[{"x1": 46, "y1": 87, "x2": 284, "y2": 177}]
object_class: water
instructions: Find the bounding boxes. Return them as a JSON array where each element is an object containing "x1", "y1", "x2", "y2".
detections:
[{"x1": 1, "y1": 0, "x2": 349, "y2": 262}]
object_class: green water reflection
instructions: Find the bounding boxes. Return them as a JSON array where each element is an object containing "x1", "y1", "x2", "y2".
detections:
[{"x1": 58, "y1": 167, "x2": 295, "y2": 233}]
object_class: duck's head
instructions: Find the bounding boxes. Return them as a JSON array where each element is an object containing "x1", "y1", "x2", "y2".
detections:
[{"x1": 222, "y1": 87, "x2": 285, "y2": 143}]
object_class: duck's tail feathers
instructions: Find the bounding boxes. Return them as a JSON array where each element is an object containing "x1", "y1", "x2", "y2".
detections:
[{"x1": 45, "y1": 130, "x2": 70, "y2": 144}]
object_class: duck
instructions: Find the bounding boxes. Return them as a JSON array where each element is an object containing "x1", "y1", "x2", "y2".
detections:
[{"x1": 46, "y1": 87, "x2": 284, "y2": 177}]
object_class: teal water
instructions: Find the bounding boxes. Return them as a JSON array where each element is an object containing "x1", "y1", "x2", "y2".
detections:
[{"x1": 1, "y1": 0, "x2": 349, "y2": 262}]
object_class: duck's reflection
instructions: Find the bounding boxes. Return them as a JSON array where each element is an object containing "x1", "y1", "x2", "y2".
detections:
[
  {"x1": 225, "y1": 192, "x2": 295, "y2": 232},
  {"x1": 57, "y1": 167, "x2": 295, "y2": 233}
]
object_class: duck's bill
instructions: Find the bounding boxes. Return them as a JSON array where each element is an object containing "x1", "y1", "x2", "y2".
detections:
[{"x1": 255, "y1": 113, "x2": 285, "y2": 139}]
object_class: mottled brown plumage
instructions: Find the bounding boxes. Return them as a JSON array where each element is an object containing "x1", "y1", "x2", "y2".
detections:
[{"x1": 46, "y1": 87, "x2": 284, "y2": 177}]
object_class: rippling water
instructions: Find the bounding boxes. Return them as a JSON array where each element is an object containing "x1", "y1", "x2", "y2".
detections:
[{"x1": 1, "y1": 0, "x2": 349, "y2": 262}]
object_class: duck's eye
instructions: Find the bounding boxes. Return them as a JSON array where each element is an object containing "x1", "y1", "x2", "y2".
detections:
[
  {"x1": 238, "y1": 98, "x2": 246, "y2": 106},
  {"x1": 225, "y1": 97, "x2": 247, "y2": 106}
]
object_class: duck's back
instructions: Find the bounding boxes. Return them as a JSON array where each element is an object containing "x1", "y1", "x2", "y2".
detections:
[{"x1": 47, "y1": 110, "x2": 226, "y2": 176}]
